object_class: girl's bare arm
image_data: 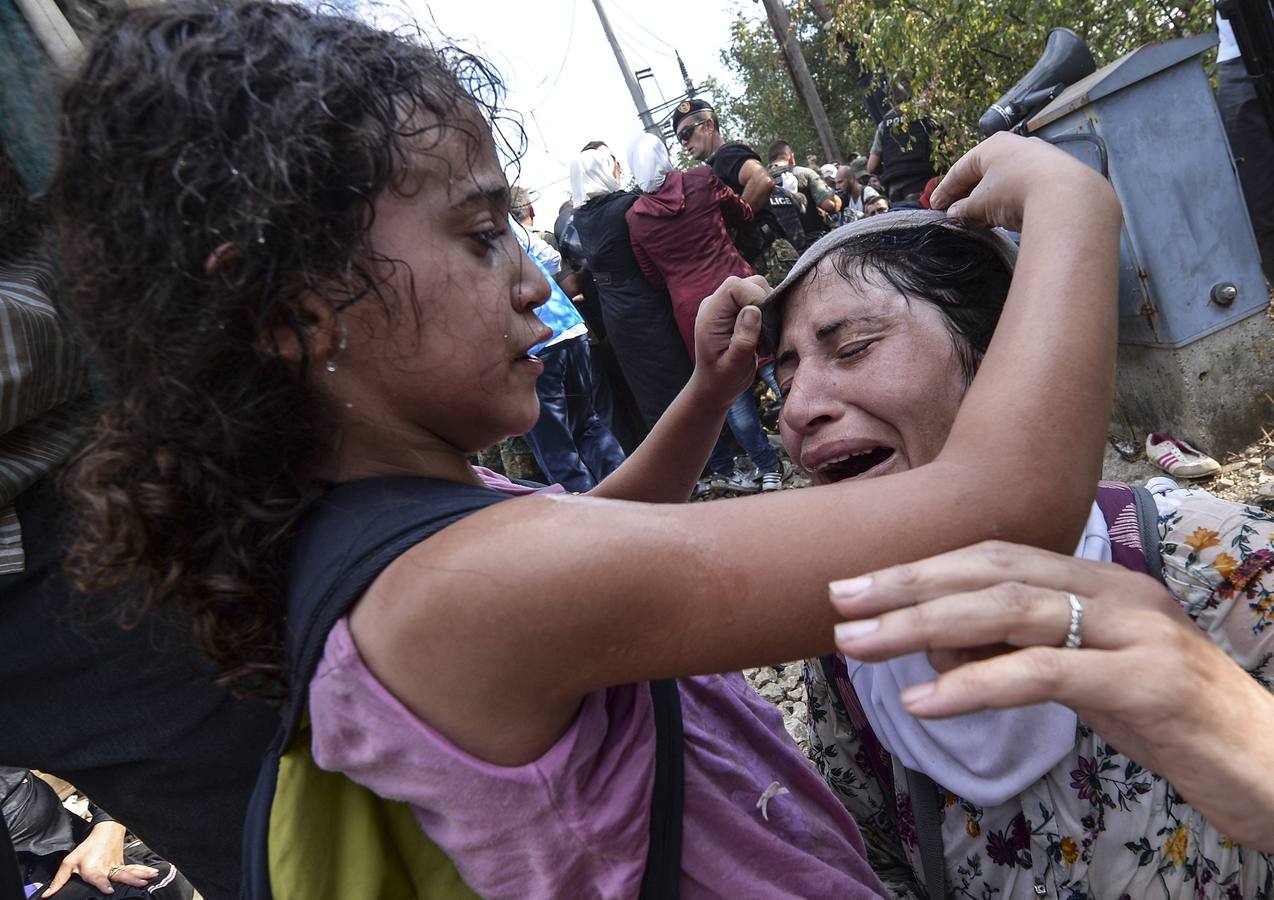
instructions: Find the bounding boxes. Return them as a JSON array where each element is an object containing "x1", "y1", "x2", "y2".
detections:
[{"x1": 349, "y1": 134, "x2": 1124, "y2": 766}]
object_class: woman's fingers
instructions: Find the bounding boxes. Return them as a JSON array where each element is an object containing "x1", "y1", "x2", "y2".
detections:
[
  {"x1": 927, "y1": 137, "x2": 992, "y2": 210},
  {"x1": 834, "y1": 581, "x2": 1090, "y2": 660},
  {"x1": 42, "y1": 861, "x2": 73, "y2": 896},
  {"x1": 829, "y1": 540, "x2": 1115, "y2": 618},
  {"x1": 726, "y1": 305, "x2": 762, "y2": 360},
  {"x1": 695, "y1": 276, "x2": 770, "y2": 348},
  {"x1": 896, "y1": 645, "x2": 1126, "y2": 718},
  {"x1": 112, "y1": 865, "x2": 159, "y2": 888}
]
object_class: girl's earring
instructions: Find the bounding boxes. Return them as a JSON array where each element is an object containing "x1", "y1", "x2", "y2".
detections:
[{"x1": 325, "y1": 320, "x2": 349, "y2": 374}]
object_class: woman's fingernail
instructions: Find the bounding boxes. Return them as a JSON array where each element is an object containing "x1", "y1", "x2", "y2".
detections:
[
  {"x1": 834, "y1": 619, "x2": 880, "y2": 643},
  {"x1": 830, "y1": 575, "x2": 872, "y2": 597},
  {"x1": 900, "y1": 682, "x2": 935, "y2": 706}
]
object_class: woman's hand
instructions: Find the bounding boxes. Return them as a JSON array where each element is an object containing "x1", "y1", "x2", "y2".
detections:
[
  {"x1": 928, "y1": 131, "x2": 1117, "y2": 232},
  {"x1": 43, "y1": 821, "x2": 158, "y2": 896},
  {"x1": 688, "y1": 274, "x2": 768, "y2": 409},
  {"x1": 828, "y1": 541, "x2": 1274, "y2": 851}
]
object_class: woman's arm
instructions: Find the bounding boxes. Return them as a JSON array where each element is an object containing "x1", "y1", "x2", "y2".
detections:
[
  {"x1": 349, "y1": 134, "x2": 1124, "y2": 765},
  {"x1": 827, "y1": 541, "x2": 1274, "y2": 852},
  {"x1": 713, "y1": 173, "x2": 754, "y2": 231},
  {"x1": 625, "y1": 221, "x2": 667, "y2": 293}
]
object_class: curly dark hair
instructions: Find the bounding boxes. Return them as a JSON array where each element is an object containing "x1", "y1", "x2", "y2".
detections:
[{"x1": 55, "y1": 0, "x2": 517, "y2": 694}]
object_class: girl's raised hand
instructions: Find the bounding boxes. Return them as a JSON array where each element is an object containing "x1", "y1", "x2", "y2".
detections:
[
  {"x1": 827, "y1": 540, "x2": 1274, "y2": 852},
  {"x1": 689, "y1": 274, "x2": 769, "y2": 409},
  {"x1": 928, "y1": 132, "x2": 1117, "y2": 232}
]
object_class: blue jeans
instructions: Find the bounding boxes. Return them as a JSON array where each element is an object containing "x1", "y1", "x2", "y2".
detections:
[
  {"x1": 758, "y1": 361, "x2": 782, "y2": 402},
  {"x1": 524, "y1": 336, "x2": 627, "y2": 492},
  {"x1": 706, "y1": 389, "x2": 779, "y2": 475}
]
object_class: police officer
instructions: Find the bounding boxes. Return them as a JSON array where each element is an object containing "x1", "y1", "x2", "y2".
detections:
[
  {"x1": 866, "y1": 107, "x2": 939, "y2": 203},
  {"x1": 671, "y1": 98, "x2": 798, "y2": 285}
]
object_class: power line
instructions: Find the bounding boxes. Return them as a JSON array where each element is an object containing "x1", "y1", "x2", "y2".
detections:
[
  {"x1": 608, "y1": 1, "x2": 679, "y2": 53},
  {"x1": 609, "y1": 15, "x2": 676, "y2": 61},
  {"x1": 526, "y1": 0, "x2": 579, "y2": 108}
]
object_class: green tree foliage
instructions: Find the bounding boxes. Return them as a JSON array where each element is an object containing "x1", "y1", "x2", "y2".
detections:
[
  {"x1": 713, "y1": 0, "x2": 1214, "y2": 168},
  {"x1": 709, "y1": 3, "x2": 879, "y2": 164},
  {"x1": 826, "y1": 0, "x2": 1214, "y2": 161}
]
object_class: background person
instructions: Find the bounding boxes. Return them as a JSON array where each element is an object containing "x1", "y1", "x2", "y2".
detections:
[
  {"x1": 672, "y1": 98, "x2": 799, "y2": 284},
  {"x1": 767, "y1": 140, "x2": 840, "y2": 246},
  {"x1": 569, "y1": 145, "x2": 697, "y2": 436},
  {"x1": 1, "y1": 768, "x2": 194, "y2": 900},
  {"x1": 0, "y1": 134, "x2": 276, "y2": 900},
  {"x1": 867, "y1": 103, "x2": 938, "y2": 203},
  {"x1": 834, "y1": 163, "x2": 882, "y2": 222},
  {"x1": 512, "y1": 217, "x2": 626, "y2": 492},
  {"x1": 625, "y1": 132, "x2": 783, "y2": 493}
]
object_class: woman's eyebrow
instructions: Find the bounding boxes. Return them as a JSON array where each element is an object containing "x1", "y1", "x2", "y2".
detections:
[{"x1": 814, "y1": 314, "x2": 891, "y2": 342}]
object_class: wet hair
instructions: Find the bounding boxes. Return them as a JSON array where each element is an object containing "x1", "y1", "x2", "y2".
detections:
[
  {"x1": 766, "y1": 140, "x2": 792, "y2": 164},
  {"x1": 771, "y1": 224, "x2": 1012, "y2": 385},
  {"x1": 55, "y1": 0, "x2": 516, "y2": 694}
]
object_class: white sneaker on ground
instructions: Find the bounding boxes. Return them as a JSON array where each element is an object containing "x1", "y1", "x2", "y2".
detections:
[
  {"x1": 760, "y1": 471, "x2": 783, "y2": 492},
  {"x1": 710, "y1": 470, "x2": 761, "y2": 494},
  {"x1": 1145, "y1": 432, "x2": 1221, "y2": 478}
]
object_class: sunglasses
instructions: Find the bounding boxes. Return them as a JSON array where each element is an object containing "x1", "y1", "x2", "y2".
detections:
[{"x1": 677, "y1": 119, "x2": 708, "y2": 144}]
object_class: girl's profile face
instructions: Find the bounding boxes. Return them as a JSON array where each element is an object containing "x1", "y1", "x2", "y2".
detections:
[
  {"x1": 773, "y1": 261, "x2": 968, "y2": 486},
  {"x1": 321, "y1": 123, "x2": 552, "y2": 464}
]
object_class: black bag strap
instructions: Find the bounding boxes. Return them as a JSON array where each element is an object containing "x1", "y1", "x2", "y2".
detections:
[
  {"x1": 282, "y1": 477, "x2": 514, "y2": 733},
  {"x1": 818, "y1": 654, "x2": 944, "y2": 898},
  {"x1": 1129, "y1": 483, "x2": 1166, "y2": 584},
  {"x1": 638, "y1": 678, "x2": 684, "y2": 900},
  {"x1": 249, "y1": 476, "x2": 684, "y2": 898},
  {"x1": 903, "y1": 767, "x2": 948, "y2": 900}
]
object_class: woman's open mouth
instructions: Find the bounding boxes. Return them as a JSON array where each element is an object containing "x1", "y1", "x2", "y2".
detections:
[{"x1": 812, "y1": 446, "x2": 896, "y2": 483}]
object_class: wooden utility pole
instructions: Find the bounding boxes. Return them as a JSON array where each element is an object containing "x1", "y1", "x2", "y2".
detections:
[
  {"x1": 760, "y1": 0, "x2": 844, "y2": 162},
  {"x1": 590, "y1": 0, "x2": 663, "y2": 139}
]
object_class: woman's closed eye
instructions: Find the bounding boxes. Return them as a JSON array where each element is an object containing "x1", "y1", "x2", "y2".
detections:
[{"x1": 837, "y1": 340, "x2": 875, "y2": 362}]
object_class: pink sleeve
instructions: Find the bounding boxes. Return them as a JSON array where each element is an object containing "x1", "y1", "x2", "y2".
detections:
[{"x1": 308, "y1": 618, "x2": 652, "y2": 899}]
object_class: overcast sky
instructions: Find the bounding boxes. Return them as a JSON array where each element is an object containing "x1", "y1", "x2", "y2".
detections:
[{"x1": 388, "y1": 0, "x2": 758, "y2": 212}]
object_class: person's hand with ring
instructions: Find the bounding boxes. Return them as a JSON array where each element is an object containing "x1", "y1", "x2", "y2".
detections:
[
  {"x1": 828, "y1": 539, "x2": 1274, "y2": 852},
  {"x1": 42, "y1": 819, "x2": 158, "y2": 896}
]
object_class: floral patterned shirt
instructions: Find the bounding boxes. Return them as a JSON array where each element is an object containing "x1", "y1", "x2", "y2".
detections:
[{"x1": 805, "y1": 482, "x2": 1274, "y2": 900}]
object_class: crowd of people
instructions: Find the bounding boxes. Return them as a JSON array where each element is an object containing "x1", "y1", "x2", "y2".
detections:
[
  {"x1": 3, "y1": 2, "x2": 1274, "y2": 900},
  {"x1": 511, "y1": 97, "x2": 931, "y2": 495}
]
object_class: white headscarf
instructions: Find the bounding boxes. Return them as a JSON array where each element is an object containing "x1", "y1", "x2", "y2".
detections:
[
  {"x1": 569, "y1": 147, "x2": 621, "y2": 208},
  {"x1": 626, "y1": 133, "x2": 674, "y2": 194}
]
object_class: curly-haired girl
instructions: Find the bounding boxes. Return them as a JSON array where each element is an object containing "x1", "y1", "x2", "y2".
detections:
[{"x1": 53, "y1": 2, "x2": 1121, "y2": 896}]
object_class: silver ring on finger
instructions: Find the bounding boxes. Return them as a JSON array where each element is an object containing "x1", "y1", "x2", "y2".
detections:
[{"x1": 1062, "y1": 592, "x2": 1083, "y2": 649}]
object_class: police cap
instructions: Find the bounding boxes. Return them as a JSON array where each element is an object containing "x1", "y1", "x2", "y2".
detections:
[{"x1": 671, "y1": 98, "x2": 714, "y2": 133}]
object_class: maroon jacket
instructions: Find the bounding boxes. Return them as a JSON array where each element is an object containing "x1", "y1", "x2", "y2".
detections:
[{"x1": 626, "y1": 167, "x2": 754, "y2": 358}]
